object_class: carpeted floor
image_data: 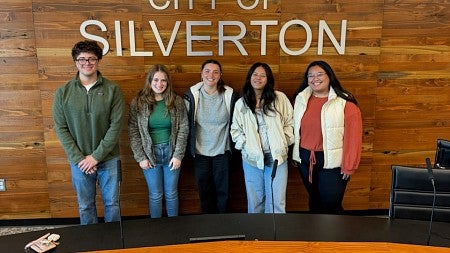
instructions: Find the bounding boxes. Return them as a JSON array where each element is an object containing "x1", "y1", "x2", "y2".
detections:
[
  {"x1": 0, "y1": 217, "x2": 80, "y2": 237},
  {"x1": 0, "y1": 225, "x2": 72, "y2": 236}
]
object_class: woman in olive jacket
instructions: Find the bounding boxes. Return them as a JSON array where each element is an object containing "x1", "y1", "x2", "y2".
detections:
[{"x1": 129, "y1": 64, "x2": 188, "y2": 218}]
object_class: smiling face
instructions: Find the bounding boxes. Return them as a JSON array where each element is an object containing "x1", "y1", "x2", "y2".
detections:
[
  {"x1": 201, "y1": 63, "x2": 221, "y2": 89},
  {"x1": 307, "y1": 65, "x2": 330, "y2": 97},
  {"x1": 150, "y1": 71, "x2": 168, "y2": 99},
  {"x1": 75, "y1": 52, "x2": 100, "y2": 80},
  {"x1": 250, "y1": 66, "x2": 268, "y2": 93}
]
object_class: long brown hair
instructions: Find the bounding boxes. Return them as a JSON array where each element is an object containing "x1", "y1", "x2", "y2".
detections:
[{"x1": 135, "y1": 64, "x2": 176, "y2": 114}]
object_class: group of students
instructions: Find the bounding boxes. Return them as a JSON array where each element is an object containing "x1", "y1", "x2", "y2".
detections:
[{"x1": 53, "y1": 40, "x2": 362, "y2": 225}]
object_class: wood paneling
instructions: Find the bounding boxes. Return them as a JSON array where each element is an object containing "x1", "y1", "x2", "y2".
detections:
[
  {"x1": 0, "y1": 0, "x2": 49, "y2": 219},
  {"x1": 373, "y1": 1, "x2": 450, "y2": 209},
  {"x1": 1, "y1": 0, "x2": 449, "y2": 220}
]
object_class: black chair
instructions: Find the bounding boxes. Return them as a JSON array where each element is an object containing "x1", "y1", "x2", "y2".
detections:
[
  {"x1": 389, "y1": 165, "x2": 450, "y2": 222},
  {"x1": 434, "y1": 139, "x2": 450, "y2": 169}
]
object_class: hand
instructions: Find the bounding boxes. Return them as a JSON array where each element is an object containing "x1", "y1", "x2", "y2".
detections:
[
  {"x1": 86, "y1": 166, "x2": 97, "y2": 174},
  {"x1": 291, "y1": 160, "x2": 299, "y2": 167},
  {"x1": 169, "y1": 158, "x2": 181, "y2": 171},
  {"x1": 78, "y1": 155, "x2": 98, "y2": 174},
  {"x1": 341, "y1": 172, "x2": 350, "y2": 180},
  {"x1": 139, "y1": 159, "x2": 152, "y2": 169}
]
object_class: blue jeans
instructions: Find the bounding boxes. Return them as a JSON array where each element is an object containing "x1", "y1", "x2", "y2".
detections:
[
  {"x1": 142, "y1": 142, "x2": 180, "y2": 218},
  {"x1": 242, "y1": 154, "x2": 288, "y2": 213},
  {"x1": 70, "y1": 157, "x2": 120, "y2": 225}
]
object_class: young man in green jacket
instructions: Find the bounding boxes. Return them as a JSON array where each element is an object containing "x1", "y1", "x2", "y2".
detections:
[{"x1": 53, "y1": 40, "x2": 125, "y2": 225}]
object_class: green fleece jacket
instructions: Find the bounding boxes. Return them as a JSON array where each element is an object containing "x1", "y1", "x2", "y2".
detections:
[{"x1": 53, "y1": 71, "x2": 125, "y2": 164}]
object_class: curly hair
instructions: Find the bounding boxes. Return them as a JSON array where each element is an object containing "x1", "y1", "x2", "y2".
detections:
[{"x1": 71, "y1": 40, "x2": 103, "y2": 61}]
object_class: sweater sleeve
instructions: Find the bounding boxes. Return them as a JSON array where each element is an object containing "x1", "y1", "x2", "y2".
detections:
[{"x1": 341, "y1": 102, "x2": 362, "y2": 175}]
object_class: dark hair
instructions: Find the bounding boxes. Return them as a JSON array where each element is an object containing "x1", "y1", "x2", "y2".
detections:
[
  {"x1": 71, "y1": 40, "x2": 103, "y2": 61},
  {"x1": 135, "y1": 64, "x2": 176, "y2": 114},
  {"x1": 201, "y1": 59, "x2": 225, "y2": 93},
  {"x1": 294, "y1": 60, "x2": 358, "y2": 105},
  {"x1": 242, "y1": 62, "x2": 277, "y2": 115}
]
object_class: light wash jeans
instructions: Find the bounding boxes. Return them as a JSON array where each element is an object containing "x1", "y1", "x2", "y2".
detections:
[
  {"x1": 242, "y1": 153, "x2": 288, "y2": 213},
  {"x1": 142, "y1": 142, "x2": 180, "y2": 218},
  {"x1": 70, "y1": 157, "x2": 120, "y2": 225}
]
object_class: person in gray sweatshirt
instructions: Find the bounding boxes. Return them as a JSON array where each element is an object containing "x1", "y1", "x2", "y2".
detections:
[{"x1": 184, "y1": 59, "x2": 239, "y2": 214}]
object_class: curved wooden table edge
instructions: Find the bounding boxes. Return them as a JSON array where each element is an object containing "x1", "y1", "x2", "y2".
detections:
[{"x1": 83, "y1": 240, "x2": 450, "y2": 253}]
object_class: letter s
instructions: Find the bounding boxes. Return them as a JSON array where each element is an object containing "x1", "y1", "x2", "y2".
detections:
[{"x1": 80, "y1": 20, "x2": 110, "y2": 56}]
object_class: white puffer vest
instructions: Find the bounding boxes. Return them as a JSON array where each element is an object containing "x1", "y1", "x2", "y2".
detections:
[{"x1": 293, "y1": 86, "x2": 346, "y2": 169}]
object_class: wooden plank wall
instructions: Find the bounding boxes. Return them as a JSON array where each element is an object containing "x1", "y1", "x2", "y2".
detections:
[{"x1": 0, "y1": 0, "x2": 449, "y2": 219}]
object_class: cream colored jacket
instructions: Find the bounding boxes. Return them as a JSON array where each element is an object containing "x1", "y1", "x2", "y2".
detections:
[{"x1": 231, "y1": 91, "x2": 294, "y2": 169}]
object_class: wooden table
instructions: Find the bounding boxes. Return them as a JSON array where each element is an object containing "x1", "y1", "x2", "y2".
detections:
[{"x1": 86, "y1": 241, "x2": 450, "y2": 253}]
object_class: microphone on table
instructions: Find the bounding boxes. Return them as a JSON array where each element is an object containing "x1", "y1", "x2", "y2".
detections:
[
  {"x1": 270, "y1": 159, "x2": 278, "y2": 241},
  {"x1": 425, "y1": 158, "x2": 436, "y2": 246},
  {"x1": 117, "y1": 159, "x2": 125, "y2": 249},
  {"x1": 426, "y1": 158, "x2": 435, "y2": 187},
  {"x1": 271, "y1": 159, "x2": 278, "y2": 180}
]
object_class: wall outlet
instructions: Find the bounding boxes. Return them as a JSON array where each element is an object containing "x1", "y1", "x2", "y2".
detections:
[{"x1": 0, "y1": 179, "x2": 6, "y2": 191}]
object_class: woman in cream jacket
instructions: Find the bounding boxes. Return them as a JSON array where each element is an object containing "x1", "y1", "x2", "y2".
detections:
[{"x1": 231, "y1": 62, "x2": 294, "y2": 213}]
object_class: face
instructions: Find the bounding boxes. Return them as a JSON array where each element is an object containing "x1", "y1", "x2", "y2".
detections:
[
  {"x1": 75, "y1": 52, "x2": 100, "y2": 78},
  {"x1": 201, "y1": 63, "x2": 221, "y2": 88},
  {"x1": 250, "y1": 66, "x2": 268, "y2": 92},
  {"x1": 150, "y1": 71, "x2": 168, "y2": 96},
  {"x1": 307, "y1": 65, "x2": 330, "y2": 96}
]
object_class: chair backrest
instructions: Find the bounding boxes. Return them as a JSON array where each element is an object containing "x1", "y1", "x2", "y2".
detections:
[
  {"x1": 435, "y1": 139, "x2": 450, "y2": 169},
  {"x1": 390, "y1": 165, "x2": 450, "y2": 222}
]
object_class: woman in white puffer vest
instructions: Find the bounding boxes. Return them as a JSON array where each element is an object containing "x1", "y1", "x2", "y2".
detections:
[{"x1": 292, "y1": 60, "x2": 362, "y2": 214}]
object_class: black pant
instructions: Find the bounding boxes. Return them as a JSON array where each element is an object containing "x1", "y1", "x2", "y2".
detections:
[
  {"x1": 298, "y1": 148, "x2": 348, "y2": 214},
  {"x1": 194, "y1": 152, "x2": 230, "y2": 214}
]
